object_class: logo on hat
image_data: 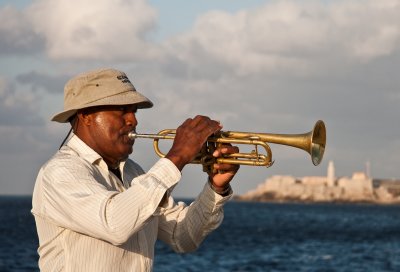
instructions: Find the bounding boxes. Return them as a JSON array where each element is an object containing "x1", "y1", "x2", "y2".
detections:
[{"x1": 117, "y1": 75, "x2": 131, "y2": 84}]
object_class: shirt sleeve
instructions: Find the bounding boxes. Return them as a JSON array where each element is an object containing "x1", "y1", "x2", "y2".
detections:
[
  {"x1": 34, "y1": 157, "x2": 181, "y2": 245},
  {"x1": 156, "y1": 181, "x2": 232, "y2": 253}
]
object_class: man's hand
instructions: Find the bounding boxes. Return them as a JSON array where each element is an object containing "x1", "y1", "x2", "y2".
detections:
[
  {"x1": 165, "y1": 115, "x2": 222, "y2": 171},
  {"x1": 208, "y1": 145, "x2": 240, "y2": 193}
]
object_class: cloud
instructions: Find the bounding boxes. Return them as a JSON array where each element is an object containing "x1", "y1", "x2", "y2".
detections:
[
  {"x1": 0, "y1": 120, "x2": 64, "y2": 195},
  {"x1": 3, "y1": 0, "x2": 398, "y2": 67},
  {"x1": 0, "y1": 6, "x2": 45, "y2": 55},
  {"x1": 0, "y1": 76, "x2": 70, "y2": 194},
  {"x1": 16, "y1": 71, "x2": 70, "y2": 94},
  {"x1": 163, "y1": 0, "x2": 400, "y2": 77},
  {"x1": 26, "y1": 0, "x2": 160, "y2": 60},
  {"x1": 0, "y1": 77, "x2": 43, "y2": 126}
]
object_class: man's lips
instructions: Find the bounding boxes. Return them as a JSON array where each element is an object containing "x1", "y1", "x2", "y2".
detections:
[{"x1": 121, "y1": 128, "x2": 136, "y2": 144}]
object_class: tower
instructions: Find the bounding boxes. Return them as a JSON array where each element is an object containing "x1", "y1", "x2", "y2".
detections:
[{"x1": 327, "y1": 160, "x2": 335, "y2": 186}]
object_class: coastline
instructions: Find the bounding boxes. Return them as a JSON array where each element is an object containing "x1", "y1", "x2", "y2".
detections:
[{"x1": 235, "y1": 161, "x2": 400, "y2": 205}]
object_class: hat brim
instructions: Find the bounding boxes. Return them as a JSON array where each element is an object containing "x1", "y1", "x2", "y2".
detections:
[{"x1": 51, "y1": 90, "x2": 153, "y2": 123}]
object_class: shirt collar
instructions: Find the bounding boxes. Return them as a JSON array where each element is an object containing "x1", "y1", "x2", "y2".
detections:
[
  {"x1": 65, "y1": 133, "x2": 108, "y2": 169},
  {"x1": 66, "y1": 133, "x2": 128, "y2": 172}
]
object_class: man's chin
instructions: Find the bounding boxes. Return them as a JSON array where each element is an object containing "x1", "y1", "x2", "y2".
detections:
[{"x1": 123, "y1": 145, "x2": 134, "y2": 157}]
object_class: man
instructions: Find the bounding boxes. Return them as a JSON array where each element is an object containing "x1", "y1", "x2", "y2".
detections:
[{"x1": 32, "y1": 68, "x2": 239, "y2": 271}]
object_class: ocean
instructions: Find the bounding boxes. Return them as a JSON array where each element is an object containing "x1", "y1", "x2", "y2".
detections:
[{"x1": 1, "y1": 196, "x2": 400, "y2": 272}]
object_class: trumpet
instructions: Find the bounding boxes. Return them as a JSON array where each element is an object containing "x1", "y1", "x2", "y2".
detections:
[{"x1": 128, "y1": 120, "x2": 326, "y2": 173}]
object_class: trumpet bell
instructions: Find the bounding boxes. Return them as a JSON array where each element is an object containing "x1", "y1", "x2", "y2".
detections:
[{"x1": 310, "y1": 120, "x2": 326, "y2": 166}]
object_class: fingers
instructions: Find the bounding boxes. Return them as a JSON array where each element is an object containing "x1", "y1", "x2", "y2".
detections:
[
  {"x1": 212, "y1": 145, "x2": 239, "y2": 157},
  {"x1": 209, "y1": 156, "x2": 240, "y2": 190},
  {"x1": 212, "y1": 144, "x2": 240, "y2": 174},
  {"x1": 213, "y1": 162, "x2": 240, "y2": 173},
  {"x1": 182, "y1": 115, "x2": 222, "y2": 137},
  {"x1": 166, "y1": 115, "x2": 223, "y2": 171}
]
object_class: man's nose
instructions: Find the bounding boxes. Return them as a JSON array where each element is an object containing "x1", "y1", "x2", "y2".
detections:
[{"x1": 125, "y1": 112, "x2": 138, "y2": 127}]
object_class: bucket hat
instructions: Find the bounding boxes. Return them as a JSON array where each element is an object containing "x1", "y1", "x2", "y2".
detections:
[{"x1": 51, "y1": 68, "x2": 153, "y2": 123}]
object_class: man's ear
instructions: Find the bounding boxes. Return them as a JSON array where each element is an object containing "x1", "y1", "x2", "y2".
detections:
[{"x1": 77, "y1": 109, "x2": 93, "y2": 126}]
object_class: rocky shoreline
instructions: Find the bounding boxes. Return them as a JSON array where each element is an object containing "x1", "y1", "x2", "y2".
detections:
[{"x1": 235, "y1": 161, "x2": 400, "y2": 205}]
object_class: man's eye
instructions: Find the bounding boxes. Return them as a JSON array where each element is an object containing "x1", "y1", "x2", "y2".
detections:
[{"x1": 118, "y1": 106, "x2": 137, "y2": 114}]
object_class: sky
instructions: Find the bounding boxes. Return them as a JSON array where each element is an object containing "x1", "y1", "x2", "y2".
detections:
[{"x1": 0, "y1": 0, "x2": 399, "y2": 197}]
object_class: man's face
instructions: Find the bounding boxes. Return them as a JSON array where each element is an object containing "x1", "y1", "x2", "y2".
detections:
[{"x1": 81, "y1": 104, "x2": 138, "y2": 165}]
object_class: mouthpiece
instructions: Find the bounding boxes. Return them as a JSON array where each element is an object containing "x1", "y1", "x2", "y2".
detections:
[{"x1": 128, "y1": 131, "x2": 138, "y2": 140}]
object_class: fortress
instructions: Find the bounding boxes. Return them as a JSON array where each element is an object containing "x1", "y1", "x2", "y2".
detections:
[{"x1": 238, "y1": 161, "x2": 400, "y2": 204}]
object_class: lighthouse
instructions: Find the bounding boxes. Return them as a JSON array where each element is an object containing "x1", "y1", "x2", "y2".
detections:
[{"x1": 327, "y1": 160, "x2": 335, "y2": 186}]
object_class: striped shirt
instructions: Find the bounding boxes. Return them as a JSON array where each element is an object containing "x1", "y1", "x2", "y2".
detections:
[{"x1": 31, "y1": 134, "x2": 232, "y2": 271}]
